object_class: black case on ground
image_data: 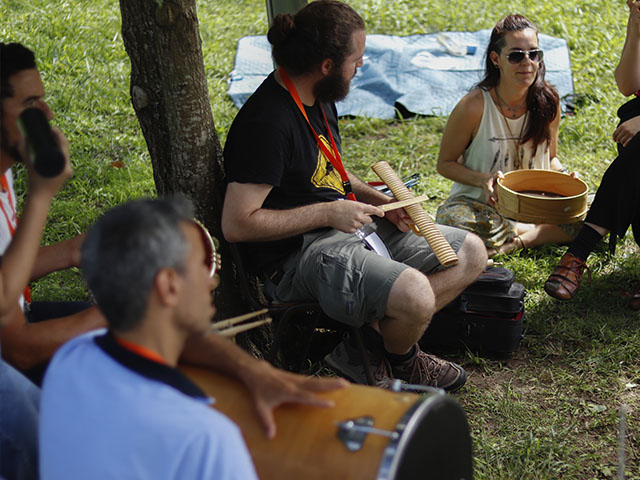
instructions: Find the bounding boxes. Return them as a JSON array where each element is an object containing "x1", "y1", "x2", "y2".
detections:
[{"x1": 420, "y1": 267, "x2": 525, "y2": 353}]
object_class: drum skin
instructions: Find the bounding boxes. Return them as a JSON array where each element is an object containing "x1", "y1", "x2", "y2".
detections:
[{"x1": 180, "y1": 365, "x2": 473, "y2": 480}]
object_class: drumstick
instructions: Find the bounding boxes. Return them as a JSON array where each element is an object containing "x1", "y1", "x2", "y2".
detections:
[
  {"x1": 379, "y1": 194, "x2": 430, "y2": 212},
  {"x1": 214, "y1": 318, "x2": 272, "y2": 337},
  {"x1": 210, "y1": 308, "x2": 269, "y2": 330},
  {"x1": 372, "y1": 161, "x2": 459, "y2": 267}
]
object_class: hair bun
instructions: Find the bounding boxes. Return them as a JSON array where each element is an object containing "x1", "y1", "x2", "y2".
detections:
[{"x1": 267, "y1": 13, "x2": 296, "y2": 46}]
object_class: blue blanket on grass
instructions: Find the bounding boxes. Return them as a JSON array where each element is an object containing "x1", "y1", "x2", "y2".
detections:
[{"x1": 228, "y1": 30, "x2": 574, "y2": 118}]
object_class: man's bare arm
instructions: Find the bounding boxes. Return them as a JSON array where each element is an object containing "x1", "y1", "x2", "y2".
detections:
[
  {"x1": 0, "y1": 190, "x2": 60, "y2": 321},
  {"x1": 0, "y1": 305, "x2": 106, "y2": 371},
  {"x1": 30, "y1": 233, "x2": 85, "y2": 282},
  {"x1": 180, "y1": 331, "x2": 347, "y2": 439},
  {"x1": 0, "y1": 127, "x2": 73, "y2": 322},
  {"x1": 221, "y1": 182, "x2": 383, "y2": 242}
]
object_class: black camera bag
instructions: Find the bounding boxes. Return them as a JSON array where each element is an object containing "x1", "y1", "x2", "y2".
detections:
[{"x1": 420, "y1": 267, "x2": 525, "y2": 353}]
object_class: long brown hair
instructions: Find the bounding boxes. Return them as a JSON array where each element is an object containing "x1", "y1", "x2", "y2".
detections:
[{"x1": 477, "y1": 14, "x2": 559, "y2": 152}]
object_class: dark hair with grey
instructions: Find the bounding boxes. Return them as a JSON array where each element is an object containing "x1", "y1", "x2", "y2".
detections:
[
  {"x1": 477, "y1": 14, "x2": 559, "y2": 153},
  {"x1": 1, "y1": 43, "x2": 37, "y2": 105},
  {"x1": 81, "y1": 196, "x2": 195, "y2": 331},
  {"x1": 268, "y1": 0, "x2": 365, "y2": 75}
]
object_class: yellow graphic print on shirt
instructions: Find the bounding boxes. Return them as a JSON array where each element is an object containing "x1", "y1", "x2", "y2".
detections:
[{"x1": 310, "y1": 134, "x2": 345, "y2": 195}]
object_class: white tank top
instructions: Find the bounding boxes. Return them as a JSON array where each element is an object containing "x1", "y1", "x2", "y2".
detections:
[{"x1": 448, "y1": 88, "x2": 550, "y2": 203}]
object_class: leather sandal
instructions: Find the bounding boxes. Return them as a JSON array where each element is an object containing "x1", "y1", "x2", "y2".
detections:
[{"x1": 544, "y1": 252, "x2": 591, "y2": 301}]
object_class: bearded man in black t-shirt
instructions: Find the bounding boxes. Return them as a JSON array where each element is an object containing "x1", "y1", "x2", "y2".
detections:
[{"x1": 222, "y1": 0, "x2": 488, "y2": 391}]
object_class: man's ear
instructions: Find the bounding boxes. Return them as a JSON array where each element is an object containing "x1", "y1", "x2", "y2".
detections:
[
  {"x1": 320, "y1": 58, "x2": 334, "y2": 76},
  {"x1": 154, "y1": 268, "x2": 181, "y2": 308}
]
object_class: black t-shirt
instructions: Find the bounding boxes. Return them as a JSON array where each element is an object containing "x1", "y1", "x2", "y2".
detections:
[{"x1": 224, "y1": 72, "x2": 347, "y2": 272}]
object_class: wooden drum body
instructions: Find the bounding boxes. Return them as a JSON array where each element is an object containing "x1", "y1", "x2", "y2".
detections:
[
  {"x1": 496, "y1": 170, "x2": 588, "y2": 224},
  {"x1": 181, "y1": 366, "x2": 473, "y2": 480}
]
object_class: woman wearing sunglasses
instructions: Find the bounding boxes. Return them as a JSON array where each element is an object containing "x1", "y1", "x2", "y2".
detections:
[
  {"x1": 545, "y1": 0, "x2": 640, "y2": 307},
  {"x1": 435, "y1": 14, "x2": 577, "y2": 255}
]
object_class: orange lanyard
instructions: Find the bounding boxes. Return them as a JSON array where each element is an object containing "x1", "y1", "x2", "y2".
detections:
[
  {"x1": 279, "y1": 68, "x2": 356, "y2": 201},
  {"x1": 114, "y1": 335, "x2": 167, "y2": 365}
]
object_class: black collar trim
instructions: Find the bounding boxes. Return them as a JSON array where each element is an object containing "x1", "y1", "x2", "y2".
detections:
[{"x1": 95, "y1": 331, "x2": 209, "y2": 401}]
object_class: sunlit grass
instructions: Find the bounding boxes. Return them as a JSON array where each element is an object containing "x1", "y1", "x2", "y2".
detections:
[{"x1": 2, "y1": 0, "x2": 639, "y2": 477}]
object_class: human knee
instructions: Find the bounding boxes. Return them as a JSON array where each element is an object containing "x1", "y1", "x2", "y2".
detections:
[
  {"x1": 387, "y1": 268, "x2": 435, "y2": 325},
  {"x1": 459, "y1": 232, "x2": 488, "y2": 274}
]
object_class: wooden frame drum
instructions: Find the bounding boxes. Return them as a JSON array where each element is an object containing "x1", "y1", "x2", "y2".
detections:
[
  {"x1": 496, "y1": 170, "x2": 588, "y2": 224},
  {"x1": 181, "y1": 366, "x2": 473, "y2": 480}
]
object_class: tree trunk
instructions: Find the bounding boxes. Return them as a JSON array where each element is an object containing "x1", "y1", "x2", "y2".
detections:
[{"x1": 118, "y1": 0, "x2": 264, "y2": 337}]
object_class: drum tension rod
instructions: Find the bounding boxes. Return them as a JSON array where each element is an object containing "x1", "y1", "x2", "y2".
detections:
[{"x1": 335, "y1": 417, "x2": 399, "y2": 452}]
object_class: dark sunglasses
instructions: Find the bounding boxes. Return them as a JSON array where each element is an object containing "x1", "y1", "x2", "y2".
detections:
[{"x1": 506, "y1": 49, "x2": 544, "y2": 64}]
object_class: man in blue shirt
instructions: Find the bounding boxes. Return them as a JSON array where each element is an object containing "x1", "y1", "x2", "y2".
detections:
[{"x1": 40, "y1": 197, "x2": 259, "y2": 478}]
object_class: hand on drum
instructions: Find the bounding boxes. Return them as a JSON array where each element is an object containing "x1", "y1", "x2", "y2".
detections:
[
  {"x1": 486, "y1": 171, "x2": 503, "y2": 205},
  {"x1": 245, "y1": 362, "x2": 349, "y2": 439}
]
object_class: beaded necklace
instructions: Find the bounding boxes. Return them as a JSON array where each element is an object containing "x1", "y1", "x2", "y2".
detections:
[{"x1": 495, "y1": 86, "x2": 526, "y2": 119}]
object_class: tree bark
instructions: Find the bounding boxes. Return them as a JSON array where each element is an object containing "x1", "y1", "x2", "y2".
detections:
[{"x1": 119, "y1": 0, "x2": 261, "y2": 328}]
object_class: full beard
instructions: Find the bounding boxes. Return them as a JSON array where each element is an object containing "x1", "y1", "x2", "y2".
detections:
[{"x1": 313, "y1": 69, "x2": 351, "y2": 103}]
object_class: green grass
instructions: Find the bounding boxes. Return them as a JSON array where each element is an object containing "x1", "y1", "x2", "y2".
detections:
[{"x1": 2, "y1": 0, "x2": 639, "y2": 477}]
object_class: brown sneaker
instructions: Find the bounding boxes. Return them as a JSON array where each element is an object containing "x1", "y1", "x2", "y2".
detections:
[
  {"x1": 544, "y1": 252, "x2": 591, "y2": 300},
  {"x1": 324, "y1": 339, "x2": 393, "y2": 388},
  {"x1": 391, "y1": 346, "x2": 467, "y2": 393}
]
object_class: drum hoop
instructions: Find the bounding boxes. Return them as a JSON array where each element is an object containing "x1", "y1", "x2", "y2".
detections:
[
  {"x1": 376, "y1": 394, "x2": 445, "y2": 480},
  {"x1": 497, "y1": 170, "x2": 589, "y2": 201},
  {"x1": 496, "y1": 170, "x2": 589, "y2": 224}
]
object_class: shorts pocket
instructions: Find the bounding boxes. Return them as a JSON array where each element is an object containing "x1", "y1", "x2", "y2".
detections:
[{"x1": 316, "y1": 252, "x2": 362, "y2": 295}]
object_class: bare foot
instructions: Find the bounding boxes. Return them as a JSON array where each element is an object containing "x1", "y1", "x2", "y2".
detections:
[{"x1": 497, "y1": 236, "x2": 526, "y2": 255}]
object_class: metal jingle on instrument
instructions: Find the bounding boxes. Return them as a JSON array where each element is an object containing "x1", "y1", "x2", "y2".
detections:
[{"x1": 193, "y1": 219, "x2": 221, "y2": 278}]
